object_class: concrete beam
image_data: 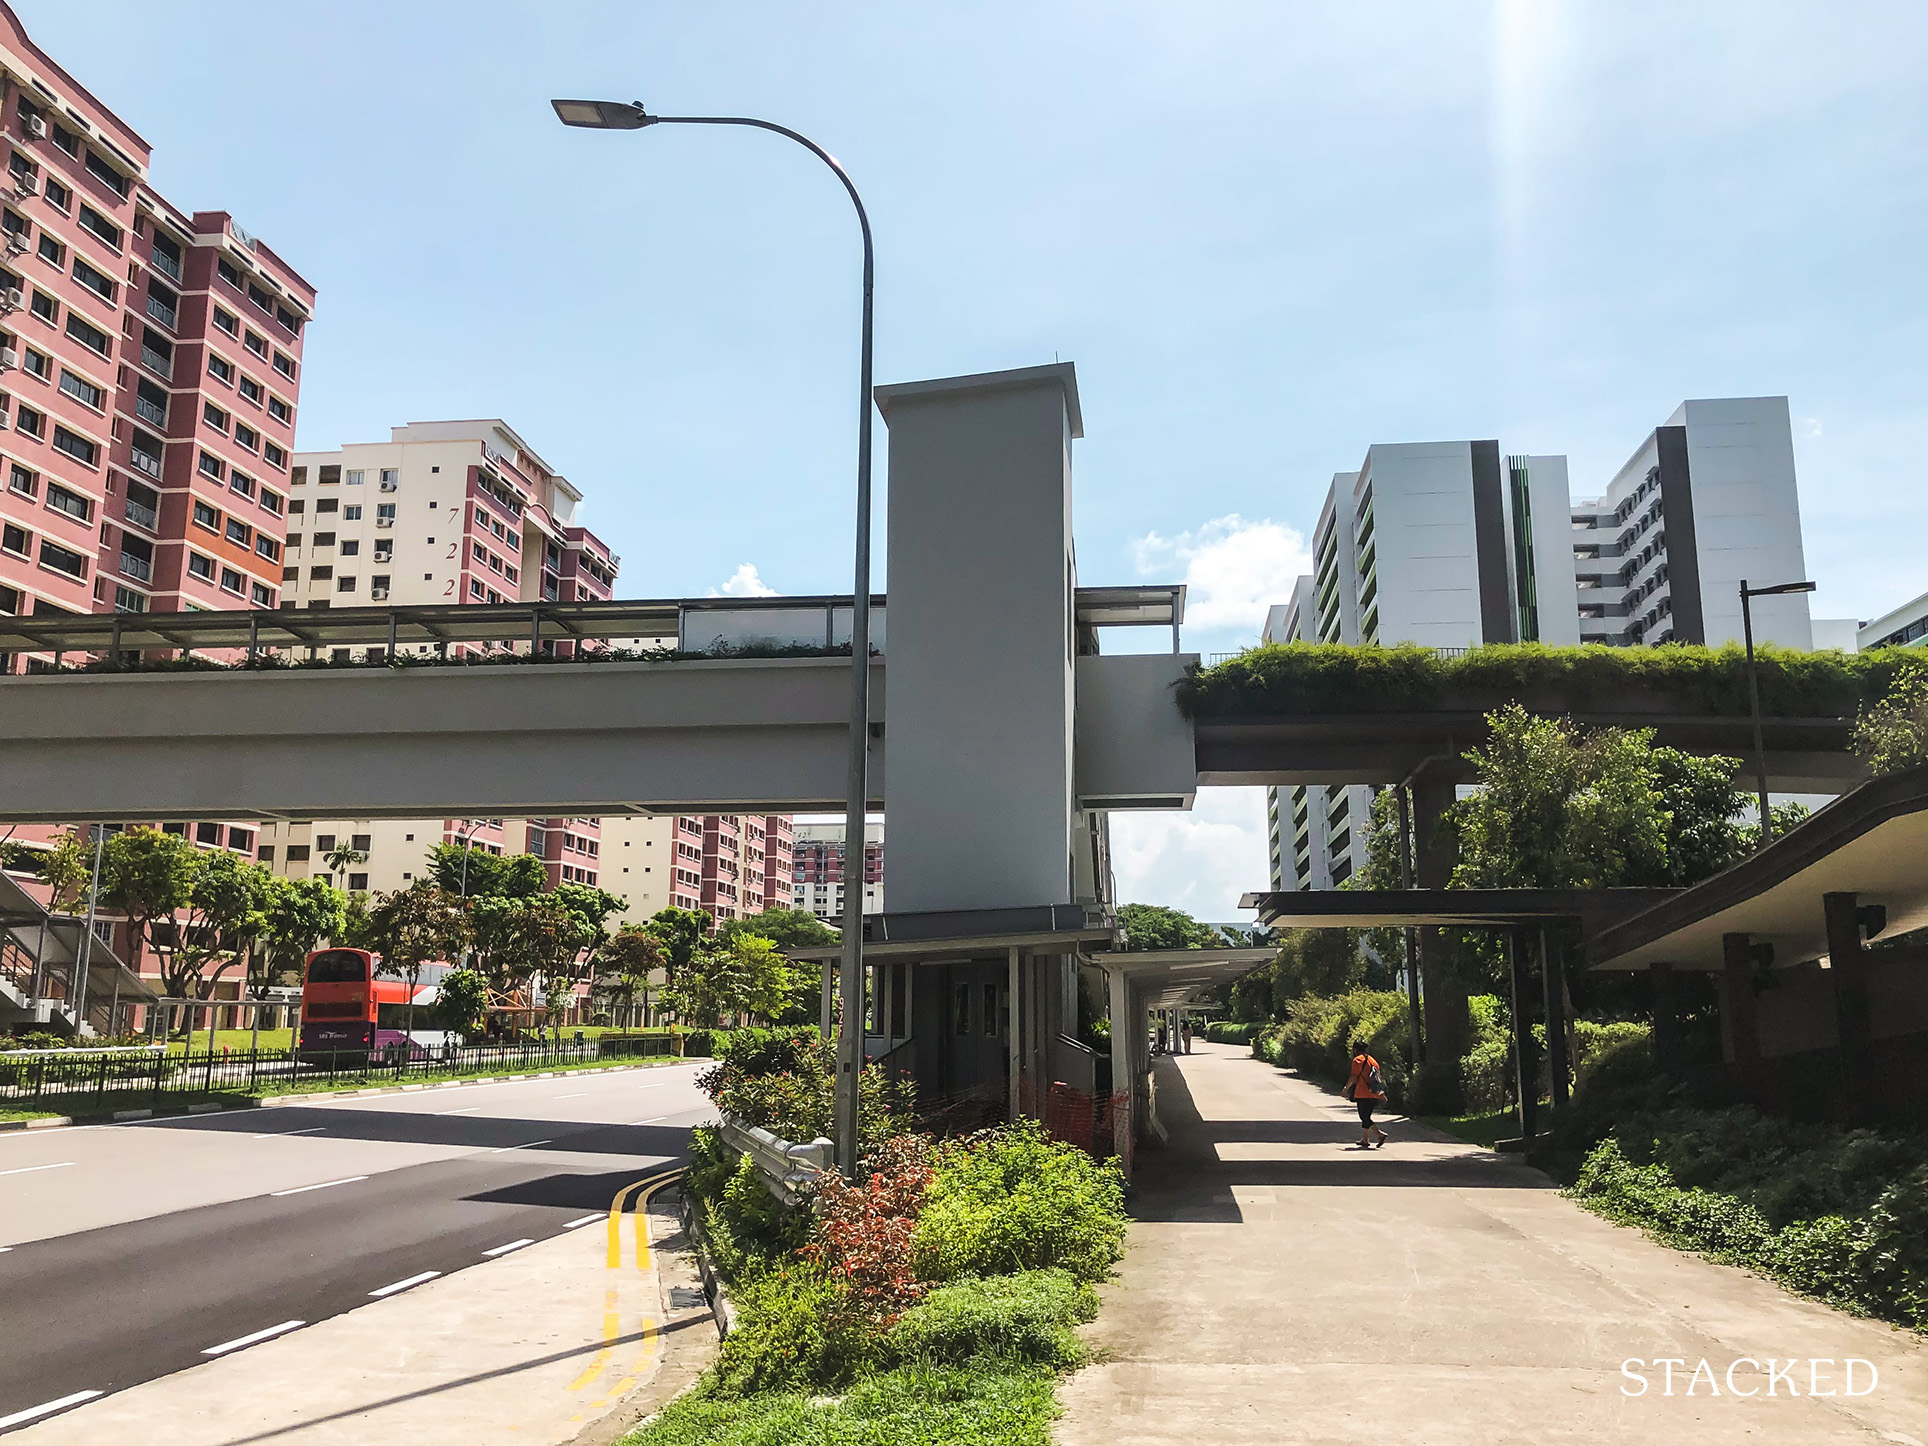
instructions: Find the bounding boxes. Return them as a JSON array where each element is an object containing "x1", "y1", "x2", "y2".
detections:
[{"x1": 0, "y1": 657, "x2": 886, "y2": 822}]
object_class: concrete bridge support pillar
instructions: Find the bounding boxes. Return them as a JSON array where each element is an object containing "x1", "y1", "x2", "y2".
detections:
[
  {"x1": 1720, "y1": 932, "x2": 1766, "y2": 1106},
  {"x1": 1411, "y1": 773, "x2": 1470, "y2": 1077}
]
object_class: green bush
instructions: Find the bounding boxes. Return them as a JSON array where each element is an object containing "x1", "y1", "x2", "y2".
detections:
[
  {"x1": 1568, "y1": 1137, "x2": 1928, "y2": 1331},
  {"x1": 709, "y1": 1263, "x2": 878, "y2": 1396},
  {"x1": 911, "y1": 1120, "x2": 1127, "y2": 1284},
  {"x1": 1256, "y1": 990, "x2": 1412, "y2": 1106},
  {"x1": 882, "y1": 1269, "x2": 1097, "y2": 1370},
  {"x1": 1178, "y1": 640, "x2": 1918, "y2": 720},
  {"x1": 686, "y1": 1126, "x2": 809, "y2": 1278},
  {"x1": 1203, "y1": 1021, "x2": 1262, "y2": 1046},
  {"x1": 1458, "y1": 994, "x2": 1511, "y2": 1114},
  {"x1": 695, "y1": 1029, "x2": 913, "y2": 1148}
]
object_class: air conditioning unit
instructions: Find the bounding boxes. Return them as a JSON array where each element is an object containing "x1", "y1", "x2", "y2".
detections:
[
  {"x1": 379, "y1": 480, "x2": 397, "y2": 492},
  {"x1": 375, "y1": 517, "x2": 393, "y2": 528},
  {"x1": 12, "y1": 173, "x2": 34, "y2": 197},
  {"x1": 26, "y1": 115, "x2": 46, "y2": 139},
  {"x1": 370, "y1": 587, "x2": 389, "y2": 600},
  {"x1": 0, "y1": 347, "x2": 16, "y2": 372},
  {"x1": 4, "y1": 232, "x2": 26, "y2": 256},
  {"x1": 0, "y1": 288, "x2": 21, "y2": 313}
]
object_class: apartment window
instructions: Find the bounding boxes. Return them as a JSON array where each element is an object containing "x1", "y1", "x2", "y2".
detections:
[
  {"x1": 371, "y1": 573, "x2": 391, "y2": 593},
  {"x1": 285, "y1": 845, "x2": 310, "y2": 864},
  {"x1": 316, "y1": 497, "x2": 338, "y2": 514},
  {"x1": 347, "y1": 873, "x2": 368, "y2": 892},
  {"x1": 340, "y1": 539, "x2": 359, "y2": 556},
  {"x1": 309, "y1": 565, "x2": 332, "y2": 581},
  {"x1": 195, "y1": 821, "x2": 222, "y2": 846},
  {"x1": 281, "y1": 564, "x2": 298, "y2": 582},
  {"x1": 235, "y1": 423, "x2": 259, "y2": 452},
  {"x1": 219, "y1": 567, "x2": 244, "y2": 595},
  {"x1": 273, "y1": 351, "x2": 295, "y2": 379},
  {"x1": 276, "y1": 304, "x2": 302, "y2": 336},
  {"x1": 84, "y1": 150, "x2": 129, "y2": 199},
  {"x1": 247, "y1": 281, "x2": 274, "y2": 315},
  {"x1": 231, "y1": 471, "x2": 255, "y2": 499},
  {"x1": 218, "y1": 257, "x2": 244, "y2": 289},
  {"x1": 268, "y1": 396, "x2": 291, "y2": 424},
  {"x1": 238, "y1": 375, "x2": 262, "y2": 405},
  {"x1": 263, "y1": 442, "x2": 285, "y2": 469},
  {"x1": 64, "y1": 311, "x2": 110, "y2": 356},
  {"x1": 198, "y1": 451, "x2": 224, "y2": 480},
  {"x1": 244, "y1": 330, "x2": 267, "y2": 359},
  {"x1": 29, "y1": 289, "x2": 55, "y2": 323},
  {"x1": 149, "y1": 232, "x2": 183, "y2": 281},
  {"x1": 58, "y1": 369, "x2": 105, "y2": 410},
  {"x1": 203, "y1": 401, "x2": 229, "y2": 432},
  {"x1": 312, "y1": 531, "x2": 336, "y2": 547},
  {"x1": 133, "y1": 377, "x2": 167, "y2": 428},
  {"x1": 213, "y1": 306, "x2": 239, "y2": 337},
  {"x1": 192, "y1": 501, "x2": 220, "y2": 531},
  {"x1": 7, "y1": 463, "x2": 34, "y2": 498},
  {"x1": 469, "y1": 579, "x2": 485, "y2": 599},
  {"x1": 186, "y1": 551, "x2": 214, "y2": 581},
  {"x1": 337, "y1": 575, "x2": 356, "y2": 593},
  {"x1": 77, "y1": 204, "x2": 122, "y2": 250},
  {"x1": 345, "y1": 469, "x2": 364, "y2": 486},
  {"x1": 39, "y1": 538, "x2": 87, "y2": 578},
  {"x1": 255, "y1": 535, "x2": 279, "y2": 562},
  {"x1": 35, "y1": 233, "x2": 62, "y2": 266},
  {"x1": 207, "y1": 354, "x2": 234, "y2": 384},
  {"x1": 251, "y1": 580, "x2": 273, "y2": 606},
  {"x1": 225, "y1": 517, "x2": 251, "y2": 547},
  {"x1": 373, "y1": 540, "x2": 391, "y2": 561},
  {"x1": 472, "y1": 540, "x2": 487, "y2": 563},
  {"x1": 314, "y1": 833, "x2": 336, "y2": 852},
  {"x1": 113, "y1": 585, "x2": 146, "y2": 613},
  {"x1": 1, "y1": 522, "x2": 27, "y2": 556},
  {"x1": 141, "y1": 328, "x2": 172, "y2": 378},
  {"x1": 504, "y1": 564, "x2": 518, "y2": 584},
  {"x1": 260, "y1": 490, "x2": 283, "y2": 516},
  {"x1": 72, "y1": 255, "x2": 116, "y2": 304},
  {"x1": 45, "y1": 481, "x2": 91, "y2": 522},
  {"x1": 376, "y1": 502, "x2": 396, "y2": 522},
  {"x1": 379, "y1": 468, "x2": 397, "y2": 487},
  {"x1": 256, "y1": 845, "x2": 275, "y2": 864},
  {"x1": 51, "y1": 425, "x2": 98, "y2": 468},
  {"x1": 343, "y1": 504, "x2": 361, "y2": 521},
  {"x1": 21, "y1": 347, "x2": 49, "y2": 380}
]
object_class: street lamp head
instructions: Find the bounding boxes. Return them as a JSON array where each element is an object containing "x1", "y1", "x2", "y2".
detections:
[
  {"x1": 1743, "y1": 580, "x2": 1818, "y2": 598},
  {"x1": 551, "y1": 98, "x2": 654, "y2": 130}
]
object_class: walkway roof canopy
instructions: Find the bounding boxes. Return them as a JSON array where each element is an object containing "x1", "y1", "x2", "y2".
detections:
[
  {"x1": 1242, "y1": 888, "x2": 1679, "y2": 936},
  {"x1": 784, "y1": 904, "x2": 1120, "y2": 962},
  {"x1": 0, "y1": 870, "x2": 156, "y2": 1004},
  {"x1": 1586, "y1": 766, "x2": 1928, "y2": 973},
  {"x1": 1083, "y1": 946, "x2": 1280, "y2": 1008}
]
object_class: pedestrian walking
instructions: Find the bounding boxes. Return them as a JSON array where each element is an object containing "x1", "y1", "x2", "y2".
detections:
[
  {"x1": 1180, "y1": 1017, "x2": 1193, "y2": 1054},
  {"x1": 1343, "y1": 1039, "x2": 1389, "y2": 1148}
]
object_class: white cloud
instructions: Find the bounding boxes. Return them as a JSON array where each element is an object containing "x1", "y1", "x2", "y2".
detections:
[
  {"x1": 709, "y1": 563, "x2": 778, "y2": 598},
  {"x1": 1801, "y1": 416, "x2": 1824, "y2": 439},
  {"x1": 1107, "y1": 787, "x2": 1271, "y2": 923},
  {"x1": 1129, "y1": 514, "x2": 1312, "y2": 642}
]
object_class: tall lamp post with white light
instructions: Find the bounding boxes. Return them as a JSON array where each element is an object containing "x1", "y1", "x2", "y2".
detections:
[
  {"x1": 551, "y1": 98, "x2": 875, "y2": 1177},
  {"x1": 1739, "y1": 578, "x2": 1816, "y2": 848}
]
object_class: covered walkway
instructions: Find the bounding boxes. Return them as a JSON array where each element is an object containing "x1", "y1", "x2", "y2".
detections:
[{"x1": 1056, "y1": 1042, "x2": 1926, "y2": 1445}]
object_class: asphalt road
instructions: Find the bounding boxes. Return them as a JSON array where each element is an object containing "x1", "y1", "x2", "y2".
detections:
[{"x1": 0, "y1": 1061, "x2": 716, "y2": 1434}]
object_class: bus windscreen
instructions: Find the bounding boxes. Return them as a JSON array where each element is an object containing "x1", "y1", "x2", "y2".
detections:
[{"x1": 307, "y1": 950, "x2": 369, "y2": 984}]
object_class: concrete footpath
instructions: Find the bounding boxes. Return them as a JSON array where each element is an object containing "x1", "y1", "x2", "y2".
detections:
[
  {"x1": 1055, "y1": 1042, "x2": 1928, "y2": 1446},
  {"x1": 14, "y1": 1177, "x2": 718, "y2": 1446}
]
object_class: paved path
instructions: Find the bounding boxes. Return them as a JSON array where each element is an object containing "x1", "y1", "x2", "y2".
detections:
[
  {"x1": 0, "y1": 1060, "x2": 715, "y2": 1435},
  {"x1": 1056, "y1": 1042, "x2": 1928, "y2": 1446}
]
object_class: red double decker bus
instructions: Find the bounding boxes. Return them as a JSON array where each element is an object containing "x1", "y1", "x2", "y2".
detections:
[{"x1": 299, "y1": 948, "x2": 421, "y2": 1058}]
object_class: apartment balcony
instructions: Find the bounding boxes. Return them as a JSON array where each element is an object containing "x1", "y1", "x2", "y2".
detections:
[
  {"x1": 134, "y1": 396, "x2": 167, "y2": 428},
  {"x1": 144, "y1": 294, "x2": 177, "y2": 330},
  {"x1": 140, "y1": 346, "x2": 172, "y2": 380},
  {"x1": 119, "y1": 552, "x2": 152, "y2": 583},
  {"x1": 130, "y1": 447, "x2": 162, "y2": 480},
  {"x1": 149, "y1": 247, "x2": 182, "y2": 283},
  {"x1": 121, "y1": 497, "x2": 158, "y2": 531}
]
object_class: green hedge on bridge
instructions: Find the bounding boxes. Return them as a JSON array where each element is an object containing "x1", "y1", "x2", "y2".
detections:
[{"x1": 1177, "y1": 641, "x2": 1928, "y2": 720}]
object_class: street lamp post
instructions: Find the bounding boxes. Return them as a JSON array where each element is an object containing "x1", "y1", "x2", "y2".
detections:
[
  {"x1": 1739, "y1": 578, "x2": 1816, "y2": 848},
  {"x1": 553, "y1": 98, "x2": 875, "y2": 1177}
]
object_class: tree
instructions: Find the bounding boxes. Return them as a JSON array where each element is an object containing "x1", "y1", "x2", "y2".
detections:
[
  {"x1": 258, "y1": 876, "x2": 348, "y2": 986},
  {"x1": 661, "y1": 932, "x2": 799, "y2": 1028},
  {"x1": 592, "y1": 926, "x2": 667, "y2": 1027},
  {"x1": 335, "y1": 890, "x2": 381, "y2": 951},
  {"x1": 719, "y1": 906, "x2": 838, "y2": 952},
  {"x1": 542, "y1": 882, "x2": 626, "y2": 1026},
  {"x1": 426, "y1": 843, "x2": 546, "y2": 899},
  {"x1": 1852, "y1": 666, "x2": 1928, "y2": 776},
  {"x1": 99, "y1": 829, "x2": 199, "y2": 1022},
  {"x1": 433, "y1": 965, "x2": 490, "y2": 1039},
  {"x1": 323, "y1": 841, "x2": 368, "y2": 890},
  {"x1": 469, "y1": 887, "x2": 619, "y2": 1027},
  {"x1": 1117, "y1": 903, "x2": 1223, "y2": 951},
  {"x1": 33, "y1": 827, "x2": 96, "y2": 914},
  {"x1": 367, "y1": 881, "x2": 469, "y2": 1039},
  {"x1": 165, "y1": 849, "x2": 275, "y2": 1038},
  {"x1": 644, "y1": 906, "x2": 714, "y2": 983}
]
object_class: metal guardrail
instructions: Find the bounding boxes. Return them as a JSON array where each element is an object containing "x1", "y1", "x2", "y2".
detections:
[
  {"x1": 0, "y1": 1032, "x2": 677, "y2": 1108},
  {"x1": 718, "y1": 1114, "x2": 832, "y2": 1205}
]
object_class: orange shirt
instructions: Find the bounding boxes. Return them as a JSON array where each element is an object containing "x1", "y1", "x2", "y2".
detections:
[{"x1": 1348, "y1": 1053, "x2": 1385, "y2": 1101}]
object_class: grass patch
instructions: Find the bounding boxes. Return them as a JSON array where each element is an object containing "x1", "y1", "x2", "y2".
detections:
[
  {"x1": 1416, "y1": 1108, "x2": 1520, "y2": 1150},
  {"x1": 251, "y1": 1053, "x2": 686, "y2": 1096},
  {"x1": 623, "y1": 1359, "x2": 1061, "y2": 1446},
  {"x1": 0, "y1": 1106, "x2": 64, "y2": 1122},
  {"x1": 168, "y1": 1029, "x2": 294, "y2": 1055}
]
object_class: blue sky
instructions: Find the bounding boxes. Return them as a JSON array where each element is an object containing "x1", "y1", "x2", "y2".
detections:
[{"x1": 32, "y1": 1, "x2": 1928, "y2": 916}]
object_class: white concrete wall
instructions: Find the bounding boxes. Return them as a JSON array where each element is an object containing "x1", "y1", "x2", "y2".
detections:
[
  {"x1": 601, "y1": 814, "x2": 674, "y2": 926},
  {"x1": 1516, "y1": 454, "x2": 1581, "y2": 644},
  {"x1": 1674, "y1": 397, "x2": 1812, "y2": 649},
  {"x1": 877, "y1": 363, "x2": 1080, "y2": 913},
  {"x1": 1355, "y1": 442, "x2": 1484, "y2": 648}
]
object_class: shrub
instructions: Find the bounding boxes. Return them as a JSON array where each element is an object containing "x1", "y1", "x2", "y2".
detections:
[
  {"x1": 1458, "y1": 994, "x2": 1511, "y2": 1114},
  {"x1": 1203, "y1": 1021, "x2": 1262, "y2": 1046},
  {"x1": 911, "y1": 1120, "x2": 1128, "y2": 1284},
  {"x1": 708, "y1": 1263, "x2": 878, "y2": 1396},
  {"x1": 881, "y1": 1269, "x2": 1097, "y2": 1370},
  {"x1": 696, "y1": 1029, "x2": 913, "y2": 1148},
  {"x1": 1258, "y1": 989, "x2": 1412, "y2": 1106},
  {"x1": 686, "y1": 1126, "x2": 809, "y2": 1277},
  {"x1": 806, "y1": 1134, "x2": 936, "y2": 1327}
]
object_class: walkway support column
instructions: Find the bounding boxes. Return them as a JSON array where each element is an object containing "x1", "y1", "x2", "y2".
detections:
[
  {"x1": 1008, "y1": 946, "x2": 1022, "y2": 1122},
  {"x1": 1411, "y1": 773, "x2": 1469, "y2": 1088},
  {"x1": 1396, "y1": 785, "x2": 1424, "y2": 1067},
  {"x1": 1823, "y1": 891, "x2": 1879, "y2": 1121},
  {"x1": 1540, "y1": 924, "x2": 1570, "y2": 1111},
  {"x1": 1506, "y1": 928, "x2": 1538, "y2": 1142},
  {"x1": 1720, "y1": 931, "x2": 1766, "y2": 1107},
  {"x1": 1107, "y1": 964, "x2": 1131, "y2": 1172},
  {"x1": 1650, "y1": 962, "x2": 1680, "y2": 1078},
  {"x1": 819, "y1": 960, "x2": 835, "y2": 1043}
]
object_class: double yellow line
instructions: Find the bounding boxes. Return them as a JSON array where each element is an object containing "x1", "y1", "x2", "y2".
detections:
[
  {"x1": 606, "y1": 1166, "x2": 681, "y2": 1271},
  {"x1": 567, "y1": 1166, "x2": 683, "y2": 1404}
]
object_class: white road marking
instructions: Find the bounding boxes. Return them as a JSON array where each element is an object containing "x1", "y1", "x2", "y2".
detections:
[
  {"x1": 483, "y1": 1238, "x2": 534, "y2": 1257},
  {"x1": 637, "y1": 1083, "x2": 668, "y2": 1089},
  {"x1": 487, "y1": 1139, "x2": 552, "y2": 1154},
  {"x1": 368, "y1": 1270, "x2": 441, "y2": 1298},
  {"x1": 0, "y1": 1160, "x2": 75, "y2": 1177},
  {"x1": 629, "y1": 1116, "x2": 670, "y2": 1126},
  {"x1": 270, "y1": 1175, "x2": 368, "y2": 1197},
  {"x1": 436, "y1": 1106, "x2": 481, "y2": 1115},
  {"x1": 0, "y1": 1390, "x2": 104, "y2": 1428},
  {"x1": 554, "y1": 1092, "x2": 589, "y2": 1099},
  {"x1": 252, "y1": 1126, "x2": 325, "y2": 1139},
  {"x1": 202, "y1": 1320, "x2": 305, "y2": 1355},
  {"x1": 561, "y1": 1214, "x2": 602, "y2": 1229}
]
